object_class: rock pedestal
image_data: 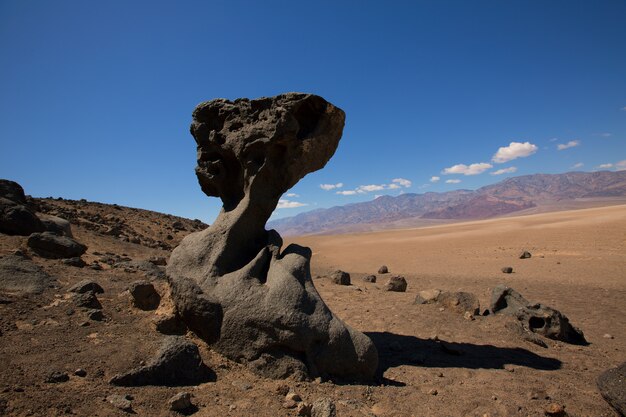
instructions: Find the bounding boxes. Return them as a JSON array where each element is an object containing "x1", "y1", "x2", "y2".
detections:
[{"x1": 167, "y1": 93, "x2": 377, "y2": 381}]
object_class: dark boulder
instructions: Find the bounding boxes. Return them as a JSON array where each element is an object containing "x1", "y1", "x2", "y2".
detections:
[
  {"x1": 109, "y1": 337, "x2": 214, "y2": 386},
  {"x1": 0, "y1": 197, "x2": 45, "y2": 236},
  {"x1": 68, "y1": 280, "x2": 104, "y2": 294},
  {"x1": 363, "y1": 275, "x2": 376, "y2": 283},
  {"x1": 384, "y1": 275, "x2": 407, "y2": 292},
  {"x1": 0, "y1": 179, "x2": 28, "y2": 204},
  {"x1": 519, "y1": 251, "x2": 532, "y2": 259},
  {"x1": 501, "y1": 266, "x2": 513, "y2": 274},
  {"x1": 128, "y1": 280, "x2": 160, "y2": 310},
  {"x1": 27, "y1": 232, "x2": 87, "y2": 259},
  {"x1": 597, "y1": 361, "x2": 626, "y2": 416},
  {"x1": 37, "y1": 214, "x2": 73, "y2": 237},
  {"x1": 490, "y1": 285, "x2": 587, "y2": 345},
  {"x1": 378, "y1": 265, "x2": 389, "y2": 274},
  {"x1": 330, "y1": 270, "x2": 351, "y2": 285}
]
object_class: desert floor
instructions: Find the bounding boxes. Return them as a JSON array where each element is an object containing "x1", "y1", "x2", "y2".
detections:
[{"x1": 1, "y1": 203, "x2": 625, "y2": 416}]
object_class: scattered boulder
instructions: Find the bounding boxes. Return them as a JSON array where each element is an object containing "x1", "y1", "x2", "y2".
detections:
[
  {"x1": 107, "y1": 394, "x2": 133, "y2": 412},
  {"x1": 415, "y1": 289, "x2": 480, "y2": 315},
  {"x1": 27, "y1": 232, "x2": 87, "y2": 259},
  {"x1": 67, "y1": 279, "x2": 104, "y2": 294},
  {"x1": 311, "y1": 397, "x2": 336, "y2": 417},
  {"x1": 87, "y1": 309, "x2": 104, "y2": 321},
  {"x1": 597, "y1": 361, "x2": 626, "y2": 416},
  {"x1": 519, "y1": 250, "x2": 532, "y2": 259},
  {"x1": 384, "y1": 275, "x2": 407, "y2": 292},
  {"x1": 491, "y1": 285, "x2": 587, "y2": 344},
  {"x1": 128, "y1": 280, "x2": 161, "y2": 310},
  {"x1": 154, "y1": 314, "x2": 187, "y2": 335},
  {"x1": 378, "y1": 265, "x2": 388, "y2": 274},
  {"x1": 362, "y1": 275, "x2": 376, "y2": 283},
  {"x1": 0, "y1": 254, "x2": 54, "y2": 294},
  {"x1": 37, "y1": 214, "x2": 73, "y2": 237},
  {"x1": 0, "y1": 179, "x2": 28, "y2": 204},
  {"x1": 74, "y1": 369, "x2": 87, "y2": 377},
  {"x1": 109, "y1": 337, "x2": 214, "y2": 386},
  {"x1": 45, "y1": 371, "x2": 69, "y2": 383},
  {"x1": 168, "y1": 392, "x2": 193, "y2": 412},
  {"x1": 414, "y1": 289, "x2": 442, "y2": 305},
  {"x1": 330, "y1": 270, "x2": 351, "y2": 286},
  {"x1": 501, "y1": 266, "x2": 513, "y2": 274},
  {"x1": 73, "y1": 291, "x2": 102, "y2": 310},
  {"x1": 0, "y1": 197, "x2": 45, "y2": 236},
  {"x1": 62, "y1": 257, "x2": 86, "y2": 268},
  {"x1": 167, "y1": 93, "x2": 377, "y2": 382}
]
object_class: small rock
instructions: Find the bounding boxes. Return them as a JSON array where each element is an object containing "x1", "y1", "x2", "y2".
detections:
[
  {"x1": 377, "y1": 265, "x2": 388, "y2": 274},
  {"x1": 148, "y1": 256, "x2": 167, "y2": 266},
  {"x1": 603, "y1": 333, "x2": 614, "y2": 339},
  {"x1": 415, "y1": 289, "x2": 442, "y2": 304},
  {"x1": 168, "y1": 392, "x2": 192, "y2": 412},
  {"x1": 27, "y1": 232, "x2": 87, "y2": 259},
  {"x1": 45, "y1": 371, "x2": 69, "y2": 383},
  {"x1": 90, "y1": 263, "x2": 102, "y2": 271},
  {"x1": 68, "y1": 280, "x2": 104, "y2": 294},
  {"x1": 501, "y1": 267, "x2": 513, "y2": 274},
  {"x1": 519, "y1": 251, "x2": 532, "y2": 259},
  {"x1": 283, "y1": 400, "x2": 298, "y2": 409},
  {"x1": 79, "y1": 321, "x2": 90, "y2": 327},
  {"x1": 286, "y1": 392, "x2": 302, "y2": 402},
  {"x1": 73, "y1": 291, "x2": 102, "y2": 309},
  {"x1": 62, "y1": 257, "x2": 86, "y2": 268},
  {"x1": 107, "y1": 394, "x2": 132, "y2": 412},
  {"x1": 463, "y1": 311, "x2": 475, "y2": 321},
  {"x1": 311, "y1": 397, "x2": 336, "y2": 417},
  {"x1": 362, "y1": 275, "x2": 376, "y2": 283},
  {"x1": 384, "y1": 275, "x2": 407, "y2": 292},
  {"x1": 128, "y1": 280, "x2": 160, "y2": 310},
  {"x1": 544, "y1": 403, "x2": 566, "y2": 416},
  {"x1": 428, "y1": 388, "x2": 438, "y2": 396},
  {"x1": 74, "y1": 368, "x2": 87, "y2": 377},
  {"x1": 330, "y1": 270, "x2": 350, "y2": 286},
  {"x1": 87, "y1": 309, "x2": 104, "y2": 321}
]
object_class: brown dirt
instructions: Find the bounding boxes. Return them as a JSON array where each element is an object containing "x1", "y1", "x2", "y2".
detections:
[{"x1": 1, "y1": 203, "x2": 624, "y2": 416}]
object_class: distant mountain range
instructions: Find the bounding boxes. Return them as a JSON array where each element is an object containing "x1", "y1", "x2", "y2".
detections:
[{"x1": 268, "y1": 171, "x2": 626, "y2": 235}]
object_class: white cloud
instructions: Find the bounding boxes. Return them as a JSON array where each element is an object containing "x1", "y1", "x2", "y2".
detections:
[
  {"x1": 597, "y1": 163, "x2": 613, "y2": 169},
  {"x1": 276, "y1": 199, "x2": 308, "y2": 209},
  {"x1": 387, "y1": 183, "x2": 401, "y2": 189},
  {"x1": 491, "y1": 166, "x2": 518, "y2": 175},
  {"x1": 356, "y1": 184, "x2": 386, "y2": 193},
  {"x1": 442, "y1": 162, "x2": 493, "y2": 176},
  {"x1": 445, "y1": 179, "x2": 461, "y2": 184},
  {"x1": 320, "y1": 183, "x2": 343, "y2": 191},
  {"x1": 596, "y1": 132, "x2": 612, "y2": 137},
  {"x1": 492, "y1": 141, "x2": 538, "y2": 163},
  {"x1": 430, "y1": 176, "x2": 440, "y2": 183},
  {"x1": 621, "y1": 106, "x2": 626, "y2": 111},
  {"x1": 549, "y1": 138, "x2": 559, "y2": 142},
  {"x1": 285, "y1": 193, "x2": 299, "y2": 197},
  {"x1": 571, "y1": 162, "x2": 584, "y2": 169},
  {"x1": 418, "y1": 184, "x2": 431, "y2": 189},
  {"x1": 557, "y1": 140, "x2": 581, "y2": 150},
  {"x1": 391, "y1": 178, "x2": 412, "y2": 188},
  {"x1": 336, "y1": 190, "x2": 357, "y2": 195},
  {"x1": 616, "y1": 160, "x2": 626, "y2": 171}
]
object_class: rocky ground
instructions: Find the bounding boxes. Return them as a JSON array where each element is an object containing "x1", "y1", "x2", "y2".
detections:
[{"x1": 1, "y1": 196, "x2": 625, "y2": 416}]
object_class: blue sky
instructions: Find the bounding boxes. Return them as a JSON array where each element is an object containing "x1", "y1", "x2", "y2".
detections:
[{"x1": 1, "y1": 1, "x2": 625, "y2": 222}]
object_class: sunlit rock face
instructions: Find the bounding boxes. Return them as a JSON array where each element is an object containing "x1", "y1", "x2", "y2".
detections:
[{"x1": 167, "y1": 93, "x2": 378, "y2": 381}]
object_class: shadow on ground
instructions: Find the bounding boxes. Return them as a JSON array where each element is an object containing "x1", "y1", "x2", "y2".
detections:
[{"x1": 366, "y1": 331, "x2": 562, "y2": 379}]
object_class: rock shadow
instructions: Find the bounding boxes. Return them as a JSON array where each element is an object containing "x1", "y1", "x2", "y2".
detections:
[{"x1": 366, "y1": 331, "x2": 562, "y2": 378}]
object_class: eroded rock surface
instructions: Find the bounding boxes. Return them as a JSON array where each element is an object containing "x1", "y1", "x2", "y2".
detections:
[
  {"x1": 167, "y1": 93, "x2": 377, "y2": 381},
  {"x1": 491, "y1": 285, "x2": 587, "y2": 345}
]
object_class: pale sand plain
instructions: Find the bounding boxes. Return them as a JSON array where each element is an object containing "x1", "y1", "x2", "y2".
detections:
[{"x1": 287, "y1": 204, "x2": 626, "y2": 416}]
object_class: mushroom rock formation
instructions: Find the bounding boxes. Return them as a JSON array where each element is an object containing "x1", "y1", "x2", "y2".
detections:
[{"x1": 167, "y1": 93, "x2": 378, "y2": 381}]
